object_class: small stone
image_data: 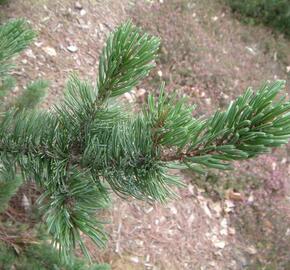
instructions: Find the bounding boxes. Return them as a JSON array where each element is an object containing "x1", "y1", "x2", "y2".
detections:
[
  {"x1": 145, "y1": 254, "x2": 150, "y2": 262},
  {"x1": 21, "y1": 59, "x2": 28, "y2": 64},
  {"x1": 34, "y1": 41, "x2": 43, "y2": 47},
  {"x1": 200, "y1": 91, "x2": 206, "y2": 97},
  {"x1": 145, "y1": 207, "x2": 153, "y2": 214},
  {"x1": 213, "y1": 239, "x2": 226, "y2": 249},
  {"x1": 228, "y1": 227, "x2": 236, "y2": 235},
  {"x1": 67, "y1": 45, "x2": 78, "y2": 53},
  {"x1": 159, "y1": 216, "x2": 166, "y2": 223},
  {"x1": 188, "y1": 184, "x2": 194, "y2": 195},
  {"x1": 168, "y1": 204, "x2": 177, "y2": 215},
  {"x1": 245, "y1": 46, "x2": 256, "y2": 55},
  {"x1": 188, "y1": 214, "x2": 195, "y2": 225},
  {"x1": 221, "y1": 218, "x2": 227, "y2": 228},
  {"x1": 25, "y1": 48, "x2": 36, "y2": 59},
  {"x1": 130, "y1": 256, "x2": 139, "y2": 264},
  {"x1": 43, "y1": 46, "x2": 57, "y2": 57},
  {"x1": 99, "y1": 23, "x2": 105, "y2": 32},
  {"x1": 281, "y1": 157, "x2": 287, "y2": 164},
  {"x1": 222, "y1": 92, "x2": 229, "y2": 99},
  {"x1": 205, "y1": 98, "x2": 211, "y2": 105},
  {"x1": 212, "y1": 16, "x2": 218, "y2": 21},
  {"x1": 247, "y1": 193, "x2": 254, "y2": 203},
  {"x1": 80, "y1": 9, "x2": 86, "y2": 16},
  {"x1": 74, "y1": 1, "x2": 82, "y2": 10},
  {"x1": 157, "y1": 70, "x2": 163, "y2": 77},
  {"x1": 220, "y1": 228, "x2": 228, "y2": 236},
  {"x1": 286, "y1": 66, "x2": 290, "y2": 73}
]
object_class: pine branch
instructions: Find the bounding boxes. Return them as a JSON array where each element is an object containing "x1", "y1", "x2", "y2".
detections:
[
  {"x1": 14, "y1": 79, "x2": 48, "y2": 110},
  {"x1": 0, "y1": 19, "x2": 35, "y2": 77},
  {"x1": 0, "y1": 162, "x2": 22, "y2": 213},
  {"x1": 150, "y1": 80, "x2": 290, "y2": 173},
  {"x1": 0, "y1": 20, "x2": 289, "y2": 261},
  {"x1": 97, "y1": 21, "x2": 160, "y2": 100},
  {"x1": 0, "y1": 75, "x2": 15, "y2": 105}
]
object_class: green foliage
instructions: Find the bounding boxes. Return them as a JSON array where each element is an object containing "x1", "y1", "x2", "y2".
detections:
[
  {"x1": 146, "y1": 80, "x2": 290, "y2": 172},
  {"x1": 15, "y1": 79, "x2": 48, "y2": 110},
  {"x1": 0, "y1": 167, "x2": 22, "y2": 213},
  {"x1": 0, "y1": 19, "x2": 289, "y2": 262},
  {"x1": 0, "y1": 19, "x2": 42, "y2": 112},
  {"x1": 181, "y1": 81, "x2": 290, "y2": 171},
  {"x1": 0, "y1": 19, "x2": 35, "y2": 77},
  {"x1": 40, "y1": 171, "x2": 109, "y2": 259},
  {"x1": 0, "y1": 19, "x2": 42, "y2": 217},
  {"x1": 0, "y1": 242, "x2": 110, "y2": 270},
  {"x1": 0, "y1": 0, "x2": 8, "y2": 5},
  {"x1": 97, "y1": 21, "x2": 160, "y2": 100},
  {"x1": 226, "y1": 0, "x2": 290, "y2": 37},
  {"x1": 0, "y1": 75, "x2": 15, "y2": 99}
]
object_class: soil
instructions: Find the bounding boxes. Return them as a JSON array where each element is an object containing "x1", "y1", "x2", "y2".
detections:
[{"x1": 1, "y1": 0, "x2": 290, "y2": 269}]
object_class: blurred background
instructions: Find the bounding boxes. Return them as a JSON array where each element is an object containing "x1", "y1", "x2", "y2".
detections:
[{"x1": 0, "y1": 0, "x2": 290, "y2": 269}]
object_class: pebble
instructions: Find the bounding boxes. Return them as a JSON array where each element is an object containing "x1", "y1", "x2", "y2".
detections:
[
  {"x1": 74, "y1": 1, "x2": 82, "y2": 10},
  {"x1": 212, "y1": 237, "x2": 226, "y2": 249},
  {"x1": 43, "y1": 46, "x2": 57, "y2": 57},
  {"x1": 80, "y1": 9, "x2": 86, "y2": 16},
  {"x1": 130, "y1": 256, "x2": 139, "y2": 264},
  {"x1": 245, "y1": 46, "x2": 256, "y2": 56},
  {"x1": 228, "y1": 227, "x2": 236, "y2": 235},
  {"x1": 67, "y1": 45, "x2": 78, "y2": 53},
  {"x1": 34, "y1": 41, "x2": 43, "y2": 47},
  {"x1": 205, "y1": 98, "x2": 211, "y2": 105},
  {"x1": 25, "y1": 48, "x2": 36, "y2": 59}
]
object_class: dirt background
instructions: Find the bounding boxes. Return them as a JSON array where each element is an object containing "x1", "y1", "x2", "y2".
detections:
[{"x1": 1, "y1": 0, "x2": 290, "y2": 269}]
